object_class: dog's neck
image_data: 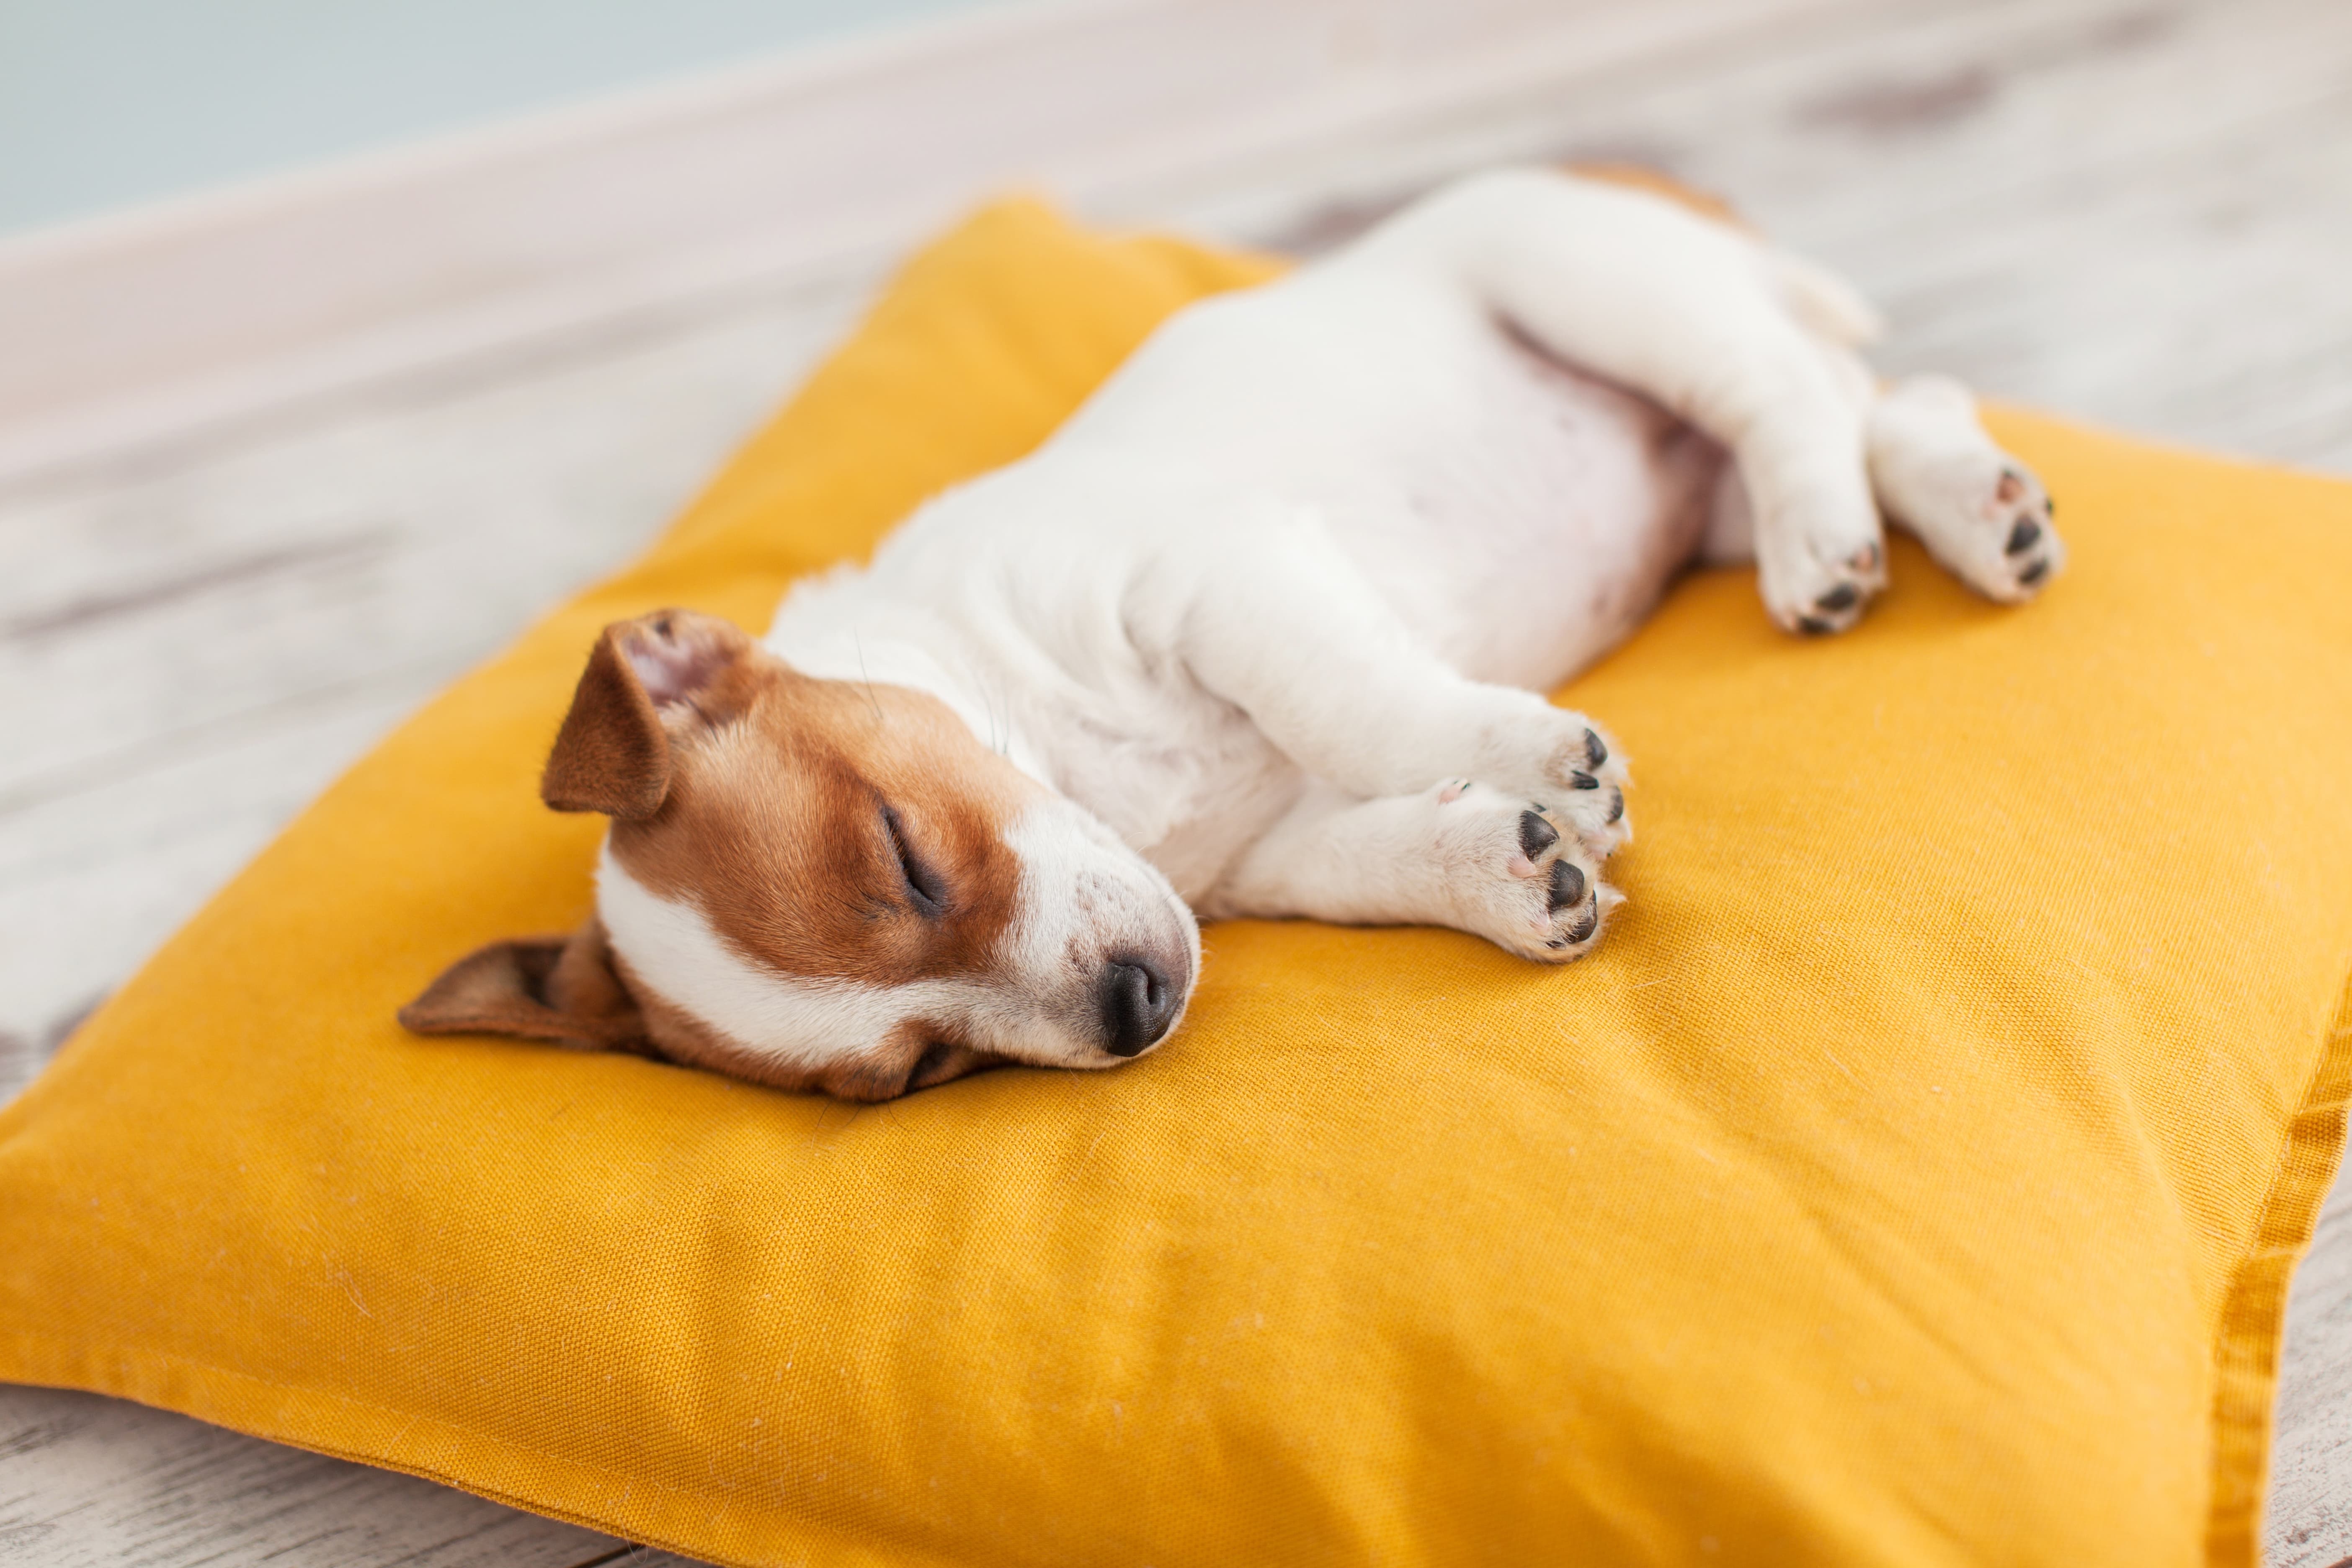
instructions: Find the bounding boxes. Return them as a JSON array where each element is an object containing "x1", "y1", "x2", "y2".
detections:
[
  {"x1": 762, "y1": 593, "x2": 1050, "y2": 783},
  {"x1": 762, "y1": 535, "x2": 1282, "y2": 887}
]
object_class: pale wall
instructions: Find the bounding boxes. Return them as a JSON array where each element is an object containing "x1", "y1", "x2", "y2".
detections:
[{"x1": 0, "y1": 0, "x2": 1007, "y2": 235}]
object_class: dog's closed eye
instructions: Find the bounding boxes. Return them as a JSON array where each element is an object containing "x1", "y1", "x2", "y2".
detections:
[{"x1": 880, "y1": 804, "x2": 949, "y2": 917}]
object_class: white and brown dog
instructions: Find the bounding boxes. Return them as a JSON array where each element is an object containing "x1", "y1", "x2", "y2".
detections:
[{"x1": 404, "y1": 167, "x2": 2060, "y2": 1100}]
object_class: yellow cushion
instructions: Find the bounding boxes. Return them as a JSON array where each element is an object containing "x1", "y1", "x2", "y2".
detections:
[{"x1": 3, "y1": 199, "x2": 2349, "y2": 1568}]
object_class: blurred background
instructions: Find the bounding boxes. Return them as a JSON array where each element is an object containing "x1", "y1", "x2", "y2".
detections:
[
  {"x1": 3, "y1": 1, "x2": 2349, "y2": 1563},
  {"x1": 1, "y1": 0, "x2": 996, "y2": 235}
]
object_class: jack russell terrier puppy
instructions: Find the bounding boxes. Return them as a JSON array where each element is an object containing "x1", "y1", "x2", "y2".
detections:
[{"x1": 404, "y1": 166, "x2": 2061, "y2": 1101}]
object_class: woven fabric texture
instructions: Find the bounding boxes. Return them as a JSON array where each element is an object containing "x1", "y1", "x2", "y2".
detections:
[{"x1": 2, "y1": 200, "x2": 2349, "y2": 1566}]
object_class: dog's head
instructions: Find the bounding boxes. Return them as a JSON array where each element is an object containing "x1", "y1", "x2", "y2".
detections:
[{"x1": 402, "y1": 609, "x2": 1198, "y2": 1100}]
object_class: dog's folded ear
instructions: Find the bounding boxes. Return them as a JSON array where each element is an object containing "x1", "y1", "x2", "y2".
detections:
[
  {"x1": 399, "y1": 919, "x2": 656, "y2": 1057},
  {"x1": 541, "y1": 609, "x2": 753, "y2": 820}
]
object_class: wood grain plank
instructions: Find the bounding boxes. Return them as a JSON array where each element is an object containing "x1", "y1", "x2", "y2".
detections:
[
  {"x1": 0, "y1": 273, "x2": 872, "y2": 1054},
  {"x1": 0, "y1": 1385, "x2": 689, "y2": 1567},
  {"x1": 2275, "y1": 1160, "x2": 2352, "y2": 1568}
]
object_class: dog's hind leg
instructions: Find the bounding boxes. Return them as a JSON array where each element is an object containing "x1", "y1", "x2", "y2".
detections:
[
  {"x1": 1691, "y1": 366, "x2": 2066, "y2": 606},
  {"x1": 1204, "y1": 778, "x2": 1618, "y2": 962},
  {"x1": 1867, "y1": 376, "x2": 2066, "y2": 603},
  {"x1": 1366, "y1": 167, "x2": 1887, "y2": 632}
]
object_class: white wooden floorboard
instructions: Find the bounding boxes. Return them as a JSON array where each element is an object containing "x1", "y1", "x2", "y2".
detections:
[
  {"x1": 0, "y1": 1385, "x2": 686, "y2": 1568},
  {"x1": 4, "y1": 0, "x2": 2350, "y2": 1561},
  {"x1": 0, "y1": 275, "x2": 876, "y2": 1068},
  {"x1": 2277, "y1": 1171, "x2": 2352, "y2": 1568}
]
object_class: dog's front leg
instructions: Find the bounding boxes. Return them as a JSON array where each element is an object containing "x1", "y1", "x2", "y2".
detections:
[
  {"x1": 1166, "y1": 510, "x2": 1629, "y2": 860},
  {"x1": 1203, "y1": 778, "x2": 1617, "y2": 960}
]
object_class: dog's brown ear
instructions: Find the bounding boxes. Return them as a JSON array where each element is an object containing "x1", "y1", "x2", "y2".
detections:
[
  {"x1": 541, "y1": 609, "x2": 753, "y2": 820},
  {"x1": 399, "y1": 920, "x2": 653, "y2": 1055}
]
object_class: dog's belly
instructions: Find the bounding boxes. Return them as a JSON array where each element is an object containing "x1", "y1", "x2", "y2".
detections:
[
  {"x1": 1042, "y1": 279, "x2": 1725, "y2": 897},
  {"x1": 1062, "y1": 271, "x2": 1725, "y2": 694},
  {"x1": 1328, "y1": 337, "x2": 1723, "y2": 692}
]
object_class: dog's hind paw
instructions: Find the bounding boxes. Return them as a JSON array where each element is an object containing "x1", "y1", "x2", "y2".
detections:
[
  {"x1": 1761, "y1": 522, "x2": 1890, "y2": 636},
  {"x1": 1433, "y1": 780, "x2": 1623, "y2": 962},
  {"x1": 1908, "y1": 453, "x2": 2065, "y2": 603},
  {"x1": 1867, "y1": 376, "x2": 2066, "y2": 605}
]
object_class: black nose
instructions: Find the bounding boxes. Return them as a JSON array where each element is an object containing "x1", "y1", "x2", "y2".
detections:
[{"x1": 1098, "y1": 957, "x2": 1180, "y2": 1057}]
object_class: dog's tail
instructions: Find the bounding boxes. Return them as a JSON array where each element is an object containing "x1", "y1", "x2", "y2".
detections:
[
  {"x1": 1561, "y1": 161, "x2": 1885, "y2": 348},
  {"x1": 1765, "y1": 249, "x2": 1884, "y2": 348}
]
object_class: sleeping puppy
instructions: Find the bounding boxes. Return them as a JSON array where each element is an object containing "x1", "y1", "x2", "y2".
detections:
[{"x1": 403, "y1": 166, "x2": 2061, "y2": 1100}]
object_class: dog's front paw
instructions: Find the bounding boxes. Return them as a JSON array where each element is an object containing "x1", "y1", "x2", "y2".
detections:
[
  {"x1": 1432, "y1": 780, "x2": 1622, "y2": 962},
  {"x1": 1478, "y1": 711, "x2": 1632, "y2": 859}
]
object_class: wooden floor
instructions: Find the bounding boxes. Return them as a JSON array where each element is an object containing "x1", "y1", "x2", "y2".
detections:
[{"x1": 5, "y1": 0, "x2": 2352, "y2": 1561}]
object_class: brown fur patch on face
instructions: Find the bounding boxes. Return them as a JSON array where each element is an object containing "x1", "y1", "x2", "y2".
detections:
[
  {"x1": 411, "y1": 609, "x2": 1053, "y2": 1101},
  {"x1": 609, "y1": 643, "x2": 1042, "y2": 997}
]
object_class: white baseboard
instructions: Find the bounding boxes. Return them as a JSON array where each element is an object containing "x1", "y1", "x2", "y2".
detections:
[{"x1": 0, "y1": 0, "x2": 1842, "y2": 487}]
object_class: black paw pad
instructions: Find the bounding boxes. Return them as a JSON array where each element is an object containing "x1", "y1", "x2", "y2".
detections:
[
  {"x1": 1605, "y1": 787, "x2": 1625, "y2": 825},
  {"x1": 1518, "y1": 811, "x2": 1559, "y2": 860},
  {"x1": 1547, "y1": 860, "x2": 1586, "y2": 912},
  {"x1": 1569, "y1": 771, "x2": 1600, "y2": 790},
  {"x1": 1815, "y1": 583, "x2": 1859, "y2": 613},
  {"x1": 1584, "y1": 727, "x2": 1608, "y2": 769},
  {"x1": 2005, "y1": 518, "x2": 2042, "y2": 556},
  {"x1": 1561, "y1": 892, "x2": 1601, "y2": 944},
  {"x1": 1797, "y1": 614, "x2": 1835, "y2": 636},
  {"x1": 2017, "y1": 557, "x2": 2050, "y2": 586}
]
